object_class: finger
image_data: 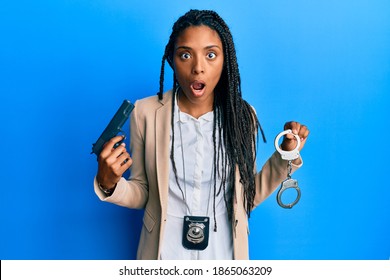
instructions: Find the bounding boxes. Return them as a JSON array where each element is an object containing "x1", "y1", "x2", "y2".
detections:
[
  {"x1": 284, "y1": 121, "x2": 299, "y2": 137},
  {"x1": 109, "y1": 135, "x2": 126, "y2": 151},
  {"x1": 105, "y1": 135, "x2": 125, "y2": 147},
  {"x1": 291, "y1": 122, "x2": 301, "y2": 135},
  {"x1": 284, "y1": 121, "x2": 296, "y2": 131},
  {"x1": 99, "y1": 135, "x2": 126, "y2": 159},
  {"x1": 297, "y1": 125, "x2": 309, "y2": 140},
  {"x1": 304, "y1": 128, "x2": 310, "y2": 139},
  {"x1": 102, "y1": 146, "x2": 128, "y2": 169},
  {"x1": 284, "y1": 133, "x2": 295, "y2": 140},
  {"x1": 99, "y1": 145, "x2": 127, "y2": 169},
  {"x1": 110, "y1": 143, "x2": 128, "y2": 159},
  {"x1": 111, "y1": 153, "x2": 132, "y2": 175},
  {"x1": 119, "y1": 153, "x2": 133, "y2": 168},
  {"x1": 297, "y1": 126, "x2": 309, "y2": 151}
]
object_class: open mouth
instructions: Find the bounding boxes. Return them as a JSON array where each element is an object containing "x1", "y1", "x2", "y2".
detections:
[{"x1": 191, "y1": 81, "x2": 206, "y2": 92}]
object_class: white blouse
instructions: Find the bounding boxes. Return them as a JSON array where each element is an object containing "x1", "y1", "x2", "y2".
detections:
[{"x1": 160, "y1": 98, "x2": 233, "y2": 260}]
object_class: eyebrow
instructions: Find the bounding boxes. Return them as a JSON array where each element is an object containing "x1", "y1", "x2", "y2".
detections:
[{"x1": 175, "y1": 45, "x2": 222, "y2": 51}]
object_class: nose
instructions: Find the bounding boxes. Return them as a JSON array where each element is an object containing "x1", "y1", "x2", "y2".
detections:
[{"x1": 192, "y1": 56, "x2": 204, "y2": 74}]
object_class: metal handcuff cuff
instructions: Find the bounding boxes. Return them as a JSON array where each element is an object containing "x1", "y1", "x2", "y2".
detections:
[{"x1": 274, "y1": 129, "x2": 301, "y2": 209}]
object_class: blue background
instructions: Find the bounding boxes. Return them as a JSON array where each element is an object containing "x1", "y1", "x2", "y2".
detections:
[{"x1": 1, "y1": 0, "x2": 389, "y2": 260}]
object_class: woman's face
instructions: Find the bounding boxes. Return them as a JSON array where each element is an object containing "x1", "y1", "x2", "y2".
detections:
[{"x1": 173, "y1": 25, "x2": 224, "y2": 107}]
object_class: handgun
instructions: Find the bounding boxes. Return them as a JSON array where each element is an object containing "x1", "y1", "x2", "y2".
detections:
[{"x1": 91, "y1": 100, "x2": 135, "y2": 157}]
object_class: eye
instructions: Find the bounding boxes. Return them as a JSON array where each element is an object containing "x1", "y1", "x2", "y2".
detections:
[
  {"x1": 207, "y1": 52, "x2": 217, "y2": 59},
  {"x1": 180, "y1": 53, "x2": 191, "y2": 60}
]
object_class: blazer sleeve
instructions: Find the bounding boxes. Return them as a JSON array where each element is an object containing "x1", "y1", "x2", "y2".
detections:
[
  {"x1": 253, "y1": 151, "x2": 303, "y2": 208},
  {"x1": 94, "y1": 100, "x2": 149, "y2": 209}
]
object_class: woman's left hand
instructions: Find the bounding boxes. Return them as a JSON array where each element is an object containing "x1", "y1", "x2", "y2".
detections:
[{"x1": 281, "y1": 121, "x2": 310, "y2": 152}]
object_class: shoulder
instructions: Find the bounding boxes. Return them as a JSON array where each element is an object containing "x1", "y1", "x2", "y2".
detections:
[
  {"x1": 131, "y1": 90, "x2": 173, "y2": 123},
  {"x1": 134, "y1": 90, "x2": 173, "y2": 111}
]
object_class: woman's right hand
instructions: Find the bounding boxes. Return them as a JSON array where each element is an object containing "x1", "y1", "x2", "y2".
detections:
[{"x1": 96, "y1": 135, "x2": 133, "y2": 189}]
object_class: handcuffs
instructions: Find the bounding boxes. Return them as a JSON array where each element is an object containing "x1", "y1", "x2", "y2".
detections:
[{"x1": 274, "y1": 129, "x2": 301, "y2": 209}]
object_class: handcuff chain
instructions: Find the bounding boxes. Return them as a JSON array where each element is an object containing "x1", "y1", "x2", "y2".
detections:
[{"x1": 287, "y1": 160, "x2": 292, "y2": 179}]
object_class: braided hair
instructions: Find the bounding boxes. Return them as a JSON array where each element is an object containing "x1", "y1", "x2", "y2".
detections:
[{"x1": 158, "y1": 9, "x2": 266, "y2": 226}]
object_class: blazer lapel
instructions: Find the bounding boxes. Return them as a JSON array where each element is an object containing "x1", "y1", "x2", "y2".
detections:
[{"x1": 155, "y1": 90, "x2": 173, "y2": 214}]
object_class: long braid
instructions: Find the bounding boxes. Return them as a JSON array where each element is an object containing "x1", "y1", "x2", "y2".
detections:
[
  {"x1": 158, "y1": 54, "x2": 166, "y2": 100},
  {"x1": 157, "y1": 10, "x2": 265, "y2": 224},
  {"x1": 211, "y1": 13, "x2": 256, "y2": 214}
]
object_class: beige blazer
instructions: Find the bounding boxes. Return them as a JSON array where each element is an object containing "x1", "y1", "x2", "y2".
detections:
[{"x1": 94, "y1": 89, "x2": 301, "y2": 259}]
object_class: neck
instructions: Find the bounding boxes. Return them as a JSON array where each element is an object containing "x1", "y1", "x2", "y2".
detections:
[{"x1": 177, "y1": 89, "x2": 214, "y2": 119}]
